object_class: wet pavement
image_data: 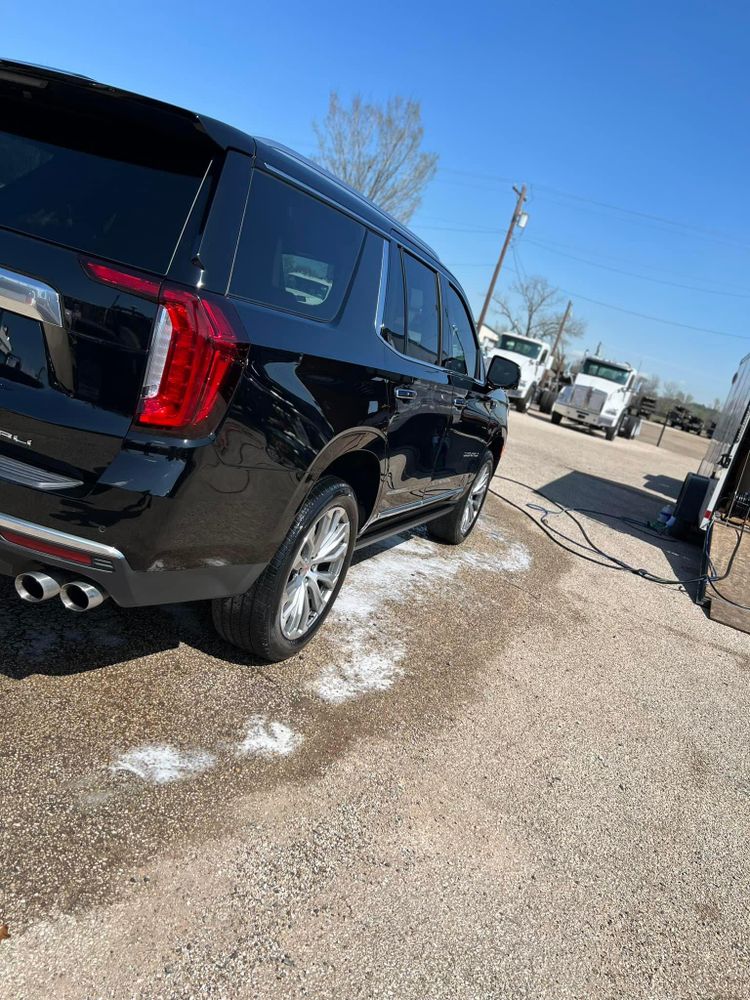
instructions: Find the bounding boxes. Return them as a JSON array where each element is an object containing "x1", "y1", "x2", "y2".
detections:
[{"x1": 1, "y1": 414, "x2": 748, "y2": 999}]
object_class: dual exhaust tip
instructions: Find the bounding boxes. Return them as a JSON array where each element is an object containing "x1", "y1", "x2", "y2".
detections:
[{"x1": 14, "y1": 571, "x2": 107, "y2": 612}]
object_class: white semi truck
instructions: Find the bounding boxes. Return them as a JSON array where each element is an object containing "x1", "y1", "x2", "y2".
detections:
[
  {"x1": 485, "y1": 333, "x2": 552, "y2": 412},
  {"x1": 551, "y1": 356, "x2": 642, "y2": 441}
]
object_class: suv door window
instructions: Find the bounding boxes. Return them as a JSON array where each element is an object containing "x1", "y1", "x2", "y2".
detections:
[
  {"x1": 402, "y1": 252, "x2": 440, "y2": 365},
  {"x1": 443, "y1": 284, "x2": 479, "y2": 378},
  {"x1": 230, "y1": 171, "x2": 365, "y2": 322}
]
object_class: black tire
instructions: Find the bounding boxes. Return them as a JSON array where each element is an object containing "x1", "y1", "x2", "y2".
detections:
[
  {"x1": 212, "y1": 477, "x2": 358, "y2": 661},
  {"x1": 550, "y1": 411, "x2": 563, "y2": 425},
  {"x1": 427, "y1": 453, "x2": 493, "y2": 545},
  {"x1": 605, "y1": 415, "x2": 623, "y2": 441},
  {"x1": 620, "y1": 414, "x2": 640, "y2": 440},
  {"x1": 515, "y1": 384, "x2": 534, "y2": 413},
  {"x1": 539, "y1": 389, "x2": 557, "y2": 414}
]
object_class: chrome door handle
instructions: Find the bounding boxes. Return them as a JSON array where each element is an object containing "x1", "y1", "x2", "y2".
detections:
[
  {"x1": 395, "y1": 388, "x2": 417, "y2": 400},
  {"x1": 453, "y1": 397, "x2": 466, "y2": 409}
]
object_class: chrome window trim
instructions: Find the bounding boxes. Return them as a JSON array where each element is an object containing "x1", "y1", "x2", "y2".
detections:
[
  {"x1": 262, "y1": 164, "x2": 392, "y2": 243},
  {"x1": 373, "y1": 239, "x2": 389, "y2": 335},
  {"x1": 0, "y1": 266, "x2": 63, "y2": 327},
  {"x1": 260, "y1": 143, "x2": 439, "y2": 260},
  {"x1": 0, "y1": 512, "x2": 125, "y2": 560},
  {"x1": 378, "y1": 246, "x2": 486, "y2": 385},
  {"x1": 378, "y1": 245, "x2": 447, "y2": 377},
  {"x1": 443, "y1": 276, "x2": 482, "y2": 381}
]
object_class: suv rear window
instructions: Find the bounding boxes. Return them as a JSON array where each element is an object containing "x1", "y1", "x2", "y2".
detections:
[
  {"x1": 230, "y1": 171, "x2": 365, "y2": 322},
  {"x1": 0, "y1": 110, "x2": 210, "y2": 274}
]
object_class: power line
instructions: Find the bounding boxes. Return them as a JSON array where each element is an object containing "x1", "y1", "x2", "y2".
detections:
[
  {"x1": 455, "y1": 256, "x2": 749, "y2": 342},
  {"x1": 532, "y1": 183, "x2": 750, "y2": 249},
  {"x1": 512, "y1": 232, "x2": 750, "y2": 291},
  {"x1": 421, "y1": 164, "x2": 750, "y2": 249},
  {"x1": 551, "y1": 287, "x2": 750, "y2": 341},
  {"x1": 522, "y1": 237, "x2": 750, "y2": 299}
]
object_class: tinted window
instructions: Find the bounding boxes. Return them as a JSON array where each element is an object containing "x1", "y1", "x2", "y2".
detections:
[
  {"x1": 0, "y1": 117, "x2": 209, "y2": 274},
  {"x1": 443, "y1": 284, "x2": 479, "y2": 377},
  {"x1": 382, "y1": 245, "x2": 406, "y2": 353},
  {"x1": 231, "y1": 172, "x2": 365, "y2": 321},
  {"x1": 581, "y1": 359, "x2": 630, "y2": 384},
  {"x1": 499, "y1": 334, "x2": 542, "y2": 359},
  {"x1": 402, "y1": 252, "x2": 440, "y2": 365}
]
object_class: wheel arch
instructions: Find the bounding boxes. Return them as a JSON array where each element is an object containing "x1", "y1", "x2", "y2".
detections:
[
  {"x1": 488, "y1": 428, "x2": 506, "y2": 472},
  {"x1": 282, "y1": 428, "x2": 387, "y2": 535}
]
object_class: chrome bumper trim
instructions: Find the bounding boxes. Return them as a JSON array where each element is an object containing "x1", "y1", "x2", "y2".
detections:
[
  {"x1": 0, "y1": 511, "x2": 124, "y2": 560},
  {"x1": 0, "y1": 453, "x2": 82, "y2": 490}
]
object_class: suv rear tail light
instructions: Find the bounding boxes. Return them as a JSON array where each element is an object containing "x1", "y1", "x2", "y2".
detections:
[
  {"x1": 137, "y1": 288, "x2": 247, "y2": 435},
  {"x1": 83, "y1": 259, "x2": 249, "y2": 437}
]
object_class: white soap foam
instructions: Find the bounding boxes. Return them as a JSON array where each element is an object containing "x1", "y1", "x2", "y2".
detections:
[
  {"x1": 311, "y1": 647, "x2": 405, "y2": 704},
  {"x1": 111, "y1": 745, "x2": 215, "y2": 784},
  {"x1": 237, "y1": 716, "x2": 303, "y2": 757},
  {"x1": 310, "y1": 515, "x2": 531, "y2": 704}
]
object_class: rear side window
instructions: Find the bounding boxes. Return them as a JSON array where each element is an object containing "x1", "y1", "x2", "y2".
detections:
[
  {"x1": 382, "y1": 245, "x2": 407, "y2": 354},
  {"x1": 443, "y1": 284, "x2": 479, "y2": 378},
  {"x1": 402, "y1": 252, "x2": 440, "y2": 365},
  {"x1": 0, "y1": 113, "x2": 210, "y2": 274},
  {"x1": 230, "y1": 172, "x2": 365, "y2": 322}
]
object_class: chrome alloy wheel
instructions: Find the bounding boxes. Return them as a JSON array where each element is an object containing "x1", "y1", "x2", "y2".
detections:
[
  {"x1": 460, "y1": 463, "x2": 491, "y2": 535},
  {"x1": 280, "y1": 505, "x2": 351, "y2": 640}
]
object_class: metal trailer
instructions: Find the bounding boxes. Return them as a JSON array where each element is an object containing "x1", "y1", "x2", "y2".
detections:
[
  {"x1": 694, "y1": 353, "x2": 750, "y2": 632},
  {"x1": 699, "y1": 353, "x2": 750, "y2": 528}
]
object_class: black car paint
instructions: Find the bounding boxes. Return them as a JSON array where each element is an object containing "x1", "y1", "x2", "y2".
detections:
[{"x1": 0, "y1": 60, "x2": 510, "y2": 605}]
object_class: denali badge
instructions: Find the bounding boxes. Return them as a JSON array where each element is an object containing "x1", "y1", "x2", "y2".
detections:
[{"x1": 0, "y1": 428, "x2": 32, "y2": 447}]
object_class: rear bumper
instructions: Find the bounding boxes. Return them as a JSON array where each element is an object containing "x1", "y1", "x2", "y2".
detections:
[
  {"x1": 552, "y1": 402, "x2": 617, "y2": 428},
  {"x1": 0, "y1": 511, "x2": 264, "y2": 606}
]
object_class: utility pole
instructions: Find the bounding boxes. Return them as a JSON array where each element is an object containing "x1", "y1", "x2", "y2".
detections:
[
  {"x1": 550, "y1": 299, "x2": 572, "y2": 369},
  {"x1": 656, "y1": 407, "x2": 670, "y2": 447},
  {"x1": 475, "y1": 184, "x2": 527, "y2": 335}
]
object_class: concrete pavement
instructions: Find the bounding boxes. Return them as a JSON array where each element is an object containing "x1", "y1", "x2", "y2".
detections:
[{"x1": 1, "y1": 411, "x2": 748, "y2": 999}]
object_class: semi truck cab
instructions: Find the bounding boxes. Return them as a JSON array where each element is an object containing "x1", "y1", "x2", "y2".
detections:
[
  {"x1": 551, "y1": 357, "x2": 639, "y2": 441},
  {"x1": 486, "y1": 333, "x2": 551, "y2": 412}
]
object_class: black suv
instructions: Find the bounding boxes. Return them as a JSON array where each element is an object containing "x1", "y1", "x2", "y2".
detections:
[{"x1": 0, "y1": 60, "x2": 518, "y2": 661}]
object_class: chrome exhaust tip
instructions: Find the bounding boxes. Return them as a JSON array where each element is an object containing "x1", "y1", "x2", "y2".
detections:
[
  {"x1": 15, "y1": 571, "x2": 62, "y2": 603},
  {"x1": 60, "y1": 581, "x2": 108, "y2": 612}
]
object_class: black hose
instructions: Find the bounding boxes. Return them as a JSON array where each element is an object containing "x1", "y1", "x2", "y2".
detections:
[{"x1": 489, "y1": 475, "x2": 749, "y2": 605}]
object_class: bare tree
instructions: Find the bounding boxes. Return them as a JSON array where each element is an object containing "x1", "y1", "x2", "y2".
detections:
[
  {"x1": 639, "y1": 374, "x2": 661, "y2": 396},
  {"x1": 493, "y1": 275, "x2": 585, "y2": 356},
  {"x1": 313, "y1": 92, "x2": 438, "y2": 223},
  {"x1": 663, "y1": 380, "x2": 681, "y2": 403}
]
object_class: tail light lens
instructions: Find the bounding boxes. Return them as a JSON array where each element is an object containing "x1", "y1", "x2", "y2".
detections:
[
  {"x1": 137, "y1": 288, "x2": 247, "y2": 435},
  {"x1": 83, "y1": 259, "x2": 249, "y2": 437}
]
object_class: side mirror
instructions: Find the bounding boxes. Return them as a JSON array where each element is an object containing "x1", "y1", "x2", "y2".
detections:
[{"x1": 487, "y1": 355, "x2": 521, "y2": 390}]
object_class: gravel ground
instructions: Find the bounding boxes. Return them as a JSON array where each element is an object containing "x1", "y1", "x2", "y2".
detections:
[{"x1": 0, "y1": 412, "x2": 748, "y2": 999}]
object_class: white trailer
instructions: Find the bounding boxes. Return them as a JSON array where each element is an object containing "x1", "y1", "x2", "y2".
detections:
[
  {"x1": 485, "y1": 333, "x2": 552, "y2": 412},
  {"x1": 698, "y1": 352, "x2": 750, "y2": 529},
  {"x1": 551, "y1": 356, "x2": 641, "y2": 441},
  {"x1": 673, "y1": 353, "x2": 750, "y2": 633}
]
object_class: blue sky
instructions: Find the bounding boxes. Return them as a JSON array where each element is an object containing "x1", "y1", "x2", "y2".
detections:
[{"x1": 3, "y1": 0, "x2": 748, "y2": 403}]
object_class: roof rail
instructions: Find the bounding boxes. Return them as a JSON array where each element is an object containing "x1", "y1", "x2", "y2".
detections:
[{"x1": 0, "y1": 57, "x2": 95, "y2": 82}]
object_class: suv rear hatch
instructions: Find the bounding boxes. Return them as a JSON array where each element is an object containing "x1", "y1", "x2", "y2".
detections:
[{"x1": 0, "y1": 62, "x2": 218, "y2": 484}]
